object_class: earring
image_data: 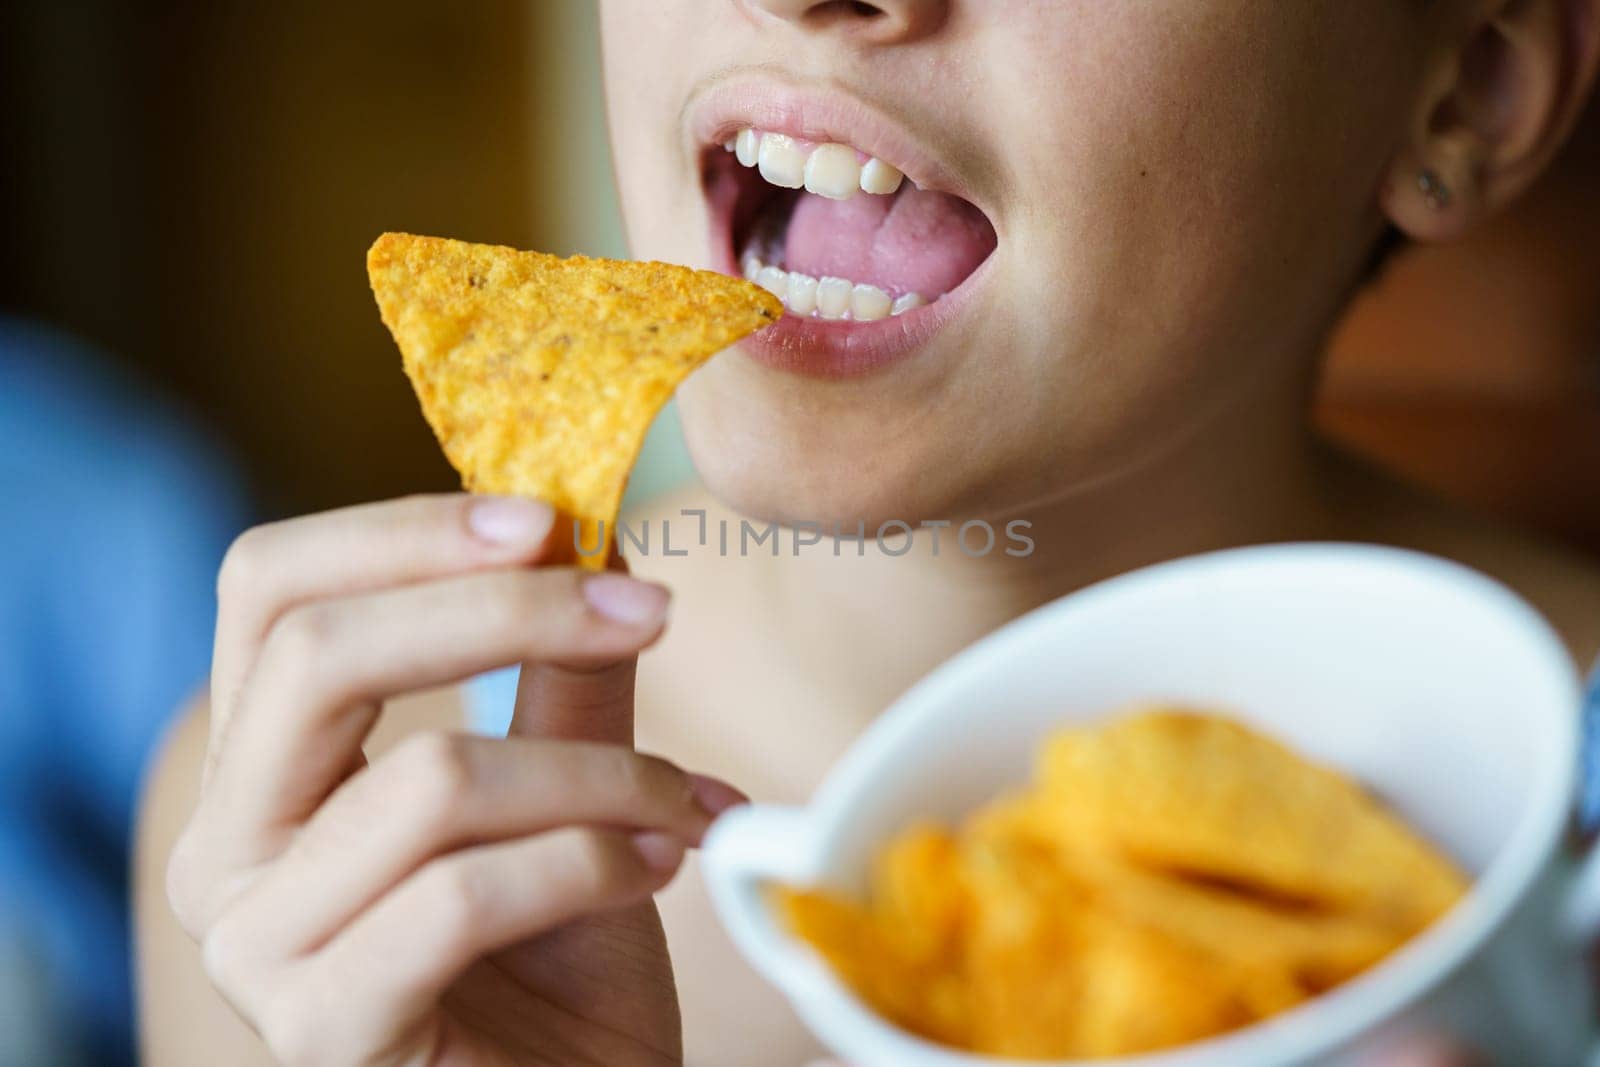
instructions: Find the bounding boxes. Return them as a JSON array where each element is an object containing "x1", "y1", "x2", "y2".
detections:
[{"x1": 1418, "y1": 169, "x2": 1451, "y2": 211}]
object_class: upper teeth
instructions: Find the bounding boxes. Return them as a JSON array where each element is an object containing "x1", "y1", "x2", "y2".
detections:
[
  {"x1": 757, "y1": 134, "x2": 807, "y2": 190},
  {"x1": 727, "y1": 128, "x2": 904, "y2": 201},
  {"x1": 744, "y1": 253, "x2": 931, "y2": 322}
]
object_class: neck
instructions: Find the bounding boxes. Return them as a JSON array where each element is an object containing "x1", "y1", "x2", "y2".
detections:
[{"x1": 769, "y1": 355, "x2": 1344, "y2": 718}]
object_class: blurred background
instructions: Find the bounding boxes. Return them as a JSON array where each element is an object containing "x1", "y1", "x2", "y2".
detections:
[{"x1": 0, "y1": 2, "x2": 1596, "y2": 1065}]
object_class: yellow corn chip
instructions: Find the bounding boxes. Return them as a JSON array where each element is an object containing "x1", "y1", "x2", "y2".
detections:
[
  {"x1": 776, "y1": 708, "x2": 1469, "y2": 1059},
  {"x1": 1063, "y1": 917, "x2": 1254, "y2": 1059},
  {"x1": 1035, "y1": 709, "x2": 1469, "y2": 930},
  {"x1": 870, "y1": 825, "x2": 967, "y2": 965},
  {"x1": 367, "y1": 233, "x2": 781, "y2": 568},
  {"x1": 773, "y1": 888, "x2": 959, "y2": 1045},
  {"x1": 1062, "y1": 847, "x2": 1401, "y2": 990}
]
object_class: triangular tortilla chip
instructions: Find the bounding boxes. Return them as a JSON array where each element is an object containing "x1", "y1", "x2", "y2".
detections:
[
  {"x1": 368, "y1": 233, "x2": 781, "y2": 568},
  {"x1": 1035, "y1": 710, "x2": 1469, "y2": 930}
]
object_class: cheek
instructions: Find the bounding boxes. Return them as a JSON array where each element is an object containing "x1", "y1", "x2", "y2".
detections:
[
  {"x1": 599, "y1": 1, "x2": 713, "y2": 264},
  {"x1": 997, "y1": 3, "x2": 1413, "y2": 383}
]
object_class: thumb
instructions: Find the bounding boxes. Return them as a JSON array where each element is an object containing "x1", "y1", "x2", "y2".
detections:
[
  {"x1": 510, "y1": 655, "x2": 640, "y2": 745},
  {"x1": 507, "y1": 557, "x2": 663, "y2": 746}
]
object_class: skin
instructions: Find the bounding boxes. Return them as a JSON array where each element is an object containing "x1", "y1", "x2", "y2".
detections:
[{"x1": 138, "y1": 1, "x2": 1600, "y2": 1065}]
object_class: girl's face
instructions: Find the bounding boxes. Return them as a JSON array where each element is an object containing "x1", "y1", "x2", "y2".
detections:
[{"x1": 599, "y1": 1, "x2": 1426, "y2": 528}]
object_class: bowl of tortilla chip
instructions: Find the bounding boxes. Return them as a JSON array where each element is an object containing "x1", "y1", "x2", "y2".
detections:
[{"x1": 703, "y1": 543, "x2": 1586, "y2": 1065}]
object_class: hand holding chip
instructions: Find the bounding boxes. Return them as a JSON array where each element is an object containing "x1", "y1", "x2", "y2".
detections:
[{"x1": 165, "y1": 492, "x2": 746, "y2": 1066}]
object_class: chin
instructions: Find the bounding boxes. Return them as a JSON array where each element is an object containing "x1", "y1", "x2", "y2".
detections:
[{"x1": 676, "y1": 383, "x2": 1027, "y2": 534}]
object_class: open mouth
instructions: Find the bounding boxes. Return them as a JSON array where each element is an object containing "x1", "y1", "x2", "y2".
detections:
[{"x1": 702, "y1": 127, "x2": 998, "y2": 327}]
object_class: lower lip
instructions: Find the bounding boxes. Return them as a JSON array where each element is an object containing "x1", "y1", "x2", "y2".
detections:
[{"x1": 707, "y1": 194, "x2": 992, "y2": 380}]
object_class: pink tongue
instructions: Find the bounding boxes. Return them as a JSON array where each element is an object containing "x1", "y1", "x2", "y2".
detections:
[{"x1": 781, "y1": 185, "x2": 996, "y2": 298}]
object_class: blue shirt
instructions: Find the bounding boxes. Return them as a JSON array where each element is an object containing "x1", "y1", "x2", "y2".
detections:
[{"x1": 0, "y1": 319, "x2": 250, "y2": 1067}]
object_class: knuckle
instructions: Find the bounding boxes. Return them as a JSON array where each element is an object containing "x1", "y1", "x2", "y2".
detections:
[
  {"x1": 284, "y1": 783, "x2": 369, "y2": 867},
  {"x1": 164, "y1": 828, "x2": 208, "y2": 935},
  {"x1": 549, "y1": 661, "x2": 640, "y2": 714},
  {"x1": 397, "y1": 730, "x2": 476, "y2": 815},
  {"x1": 216, "y1": 525, "x2": 272, "y2": 603},
  {"x1": 259, "y1": 605, "x2": 344, "y2": 701},
  {"x1": 257, "y1": 988, "x2": 323, "y2": 1067},
  {"x1": 199, "y1": 909, "x2": 255, "y2": 997},
  {"x1": 271, "y1": 603, "x2": 339, "y2": 662},
  {"x1": 416, "y1": 857, "x2": 485, "y2": 953}
]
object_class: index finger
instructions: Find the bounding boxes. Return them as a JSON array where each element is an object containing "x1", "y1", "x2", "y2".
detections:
[{"x1": 209, "y1": 493, "x2": 558, "y2": 755}]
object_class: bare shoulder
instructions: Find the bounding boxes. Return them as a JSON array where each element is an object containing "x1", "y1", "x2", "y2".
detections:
[{"x1": 134, "y1": 686, "x2": 468, "y2": 1065}]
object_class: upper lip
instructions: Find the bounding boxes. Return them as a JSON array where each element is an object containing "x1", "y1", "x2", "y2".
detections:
[{"x1": 685, "y1": 71, "x2": 988, "y2": 218}]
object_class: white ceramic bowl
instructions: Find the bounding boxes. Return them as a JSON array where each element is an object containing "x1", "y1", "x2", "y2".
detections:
[{"x1": 702, "y1": 543, "x2": 1591, "y2": 1066}]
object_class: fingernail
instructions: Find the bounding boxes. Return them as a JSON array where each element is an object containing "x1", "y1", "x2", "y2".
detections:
[
  {"x1": 582, "y1": 573, "x2": 670, "y2": 625},
  {"x1": 689, "y1": 773, "x2": 749, "y2": 817},
  {"x1": 633, "y1": 831, "x2": 685, "y2": 872},
  {"x1": 468, "y1": 496, "x2": 554, "y2": 546}
]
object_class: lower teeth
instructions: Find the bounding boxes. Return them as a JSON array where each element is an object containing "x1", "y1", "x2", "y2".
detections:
[{"x1": 742, "y1": 254, "x2": 932, "y2": 322}]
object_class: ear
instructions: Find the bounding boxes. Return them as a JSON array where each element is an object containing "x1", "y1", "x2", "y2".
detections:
[{"x1": 1382, "y1": 0, "x2": 1600, "y2": 241}]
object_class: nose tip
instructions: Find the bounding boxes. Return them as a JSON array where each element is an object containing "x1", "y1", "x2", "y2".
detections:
[{"x1": 742, "y1": 0, "x2": 947, "y2": 43}]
